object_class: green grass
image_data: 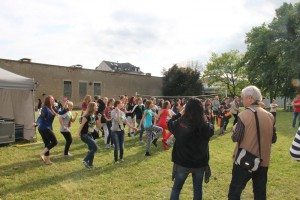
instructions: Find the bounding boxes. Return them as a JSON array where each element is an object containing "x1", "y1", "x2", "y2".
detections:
[{"x1": 0, "y1": 110, "x2": 299, "y2": 200}]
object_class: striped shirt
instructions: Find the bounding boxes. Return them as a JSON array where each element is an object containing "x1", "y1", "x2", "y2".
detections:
[{"x1": 290, "y1": 127, "x2": 300, "y2": 161}]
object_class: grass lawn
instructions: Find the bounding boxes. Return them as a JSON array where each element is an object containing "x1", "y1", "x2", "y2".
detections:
[{"x1": 0, "y1": 110, "x2": 299, "y2": 200}]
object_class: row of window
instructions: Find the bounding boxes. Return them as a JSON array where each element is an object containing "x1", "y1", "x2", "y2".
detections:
[{"x1": 63, "y1": 81, "x2": 101, "y2": 100}]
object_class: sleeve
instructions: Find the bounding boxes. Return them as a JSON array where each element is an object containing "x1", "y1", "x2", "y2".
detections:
[
  {"x1": 167, "y1": 113, "x2": 181, "y2": 135},
  {"x1": 231, "y1": 117, "x2": 245, "y2": 142},
  {"x1": 58, "y1": 108, "x2": 68, "y2": 115},
  {"x1": 290, "y1": 128, "x2": 300, "y2": 161}
]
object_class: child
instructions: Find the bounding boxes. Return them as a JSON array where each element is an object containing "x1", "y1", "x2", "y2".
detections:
[
  {"x1": 270, "y1": 99, "x2": 278, "y2": 121},
  {"x1": 131, "y1": 97, "x2": 145, "y2": 143},
  {"x1": 59, "y1": 101, "x2": 78, "y2": 156},
  {"x1": 77, "y1": 102, "x2": 101, "y2": 169},
  {"x1": 218, "y1": 105, "x2": 231, "y2": 135},
  {"x1": 139, "y1": 100, "x2": 163, "y2": 156},
  {"x1": 104, "y1": 98, "x2": 115, "y2": 148}
]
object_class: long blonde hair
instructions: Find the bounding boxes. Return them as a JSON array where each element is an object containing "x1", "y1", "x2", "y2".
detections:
[
  {"x1": 83, "y1": 95, "x2": 92, "y2": 104},
  {"x1": 83, "y1": 102, "x2": 97, "y2": 117}
]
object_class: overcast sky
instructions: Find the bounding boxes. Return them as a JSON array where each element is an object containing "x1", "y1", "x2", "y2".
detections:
[{"x1": 0, "y1": 0, "x2": 298, "y2": 76}]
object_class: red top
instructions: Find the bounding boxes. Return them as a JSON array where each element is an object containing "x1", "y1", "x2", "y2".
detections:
[
  {"x1": 104, "y1": 106, "x2": 113, "y2": 120},
  {"x1": 81, "y1": 102, "x2": 88, "y2": 111},
  {"x1": 293, "y1": 99, "x2": 300, "y2": 112},
  {"x1": 157, "y1": 109, "x2": 169, "y2": 129}
]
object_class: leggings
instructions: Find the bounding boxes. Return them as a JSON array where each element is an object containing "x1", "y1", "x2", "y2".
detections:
[
  {"x1": 60, "y1": 131, "x2": 73, "y2": 155},
  {"x1": 38, "y1": 128, "x2": 58, "y2": 156}
]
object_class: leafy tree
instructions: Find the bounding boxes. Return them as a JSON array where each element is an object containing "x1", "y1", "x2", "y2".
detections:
[
  {"x1": 162, "y1": 65, "x2": 203, "y2": 96},
  {"x1": 202, "y1": 50, "x2": 249, "y2": 97},
  {"x1": 244, "y1": 2, "x2": 300, "y2": 102}
]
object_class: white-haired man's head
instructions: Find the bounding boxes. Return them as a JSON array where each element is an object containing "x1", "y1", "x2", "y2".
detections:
[{"x1": 241, "y1": 85, "x2": 262, "y2": 107}]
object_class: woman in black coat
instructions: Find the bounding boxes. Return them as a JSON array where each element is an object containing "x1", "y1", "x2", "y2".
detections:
[{"x1": 168, "y1": 98, "x2": 214, "y2": 200}]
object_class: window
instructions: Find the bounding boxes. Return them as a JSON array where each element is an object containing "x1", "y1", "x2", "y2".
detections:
[
  {"x1": 79, "y1": 82, "x2": 87, "y2": 100},
  {"x1": 94, "y1": 83, "x2": 101, "y2": 96},
  {"x1": 63, "y1": 81, "x2": 72, "y2": 100}
]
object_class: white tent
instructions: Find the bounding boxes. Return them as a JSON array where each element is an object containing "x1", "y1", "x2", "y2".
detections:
[{"x1": 0, "y1": 67, "x2": 35, "y2": 140}]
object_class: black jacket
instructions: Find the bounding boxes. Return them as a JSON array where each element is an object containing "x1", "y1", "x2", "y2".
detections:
[{"x1": 168, "y1": 113, "x2": 214, "y2": 168}]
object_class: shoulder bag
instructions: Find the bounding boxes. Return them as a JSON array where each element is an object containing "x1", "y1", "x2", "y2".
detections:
[{"x1": 235, "y1": 108, "x2": 262, "y2": 172}]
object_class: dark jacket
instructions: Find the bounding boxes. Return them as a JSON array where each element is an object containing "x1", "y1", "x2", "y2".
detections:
[{"x1": 168, "y1": 113, "x2": 214, "y2": 168}]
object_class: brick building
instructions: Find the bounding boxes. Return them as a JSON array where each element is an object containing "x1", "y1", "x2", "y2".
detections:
[{"x1": 0, "y1": 58, "x2": 162, "y2": 107}]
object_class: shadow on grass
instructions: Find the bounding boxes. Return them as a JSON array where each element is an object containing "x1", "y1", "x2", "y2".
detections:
[
  {"x1": 0, "y1": 126, "x2": 226, "y2": 197},
  {"x1": 0, "y1": 140, "x2": 163, "y2": 197}
]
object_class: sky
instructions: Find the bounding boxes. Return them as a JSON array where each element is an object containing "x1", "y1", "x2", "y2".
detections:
[{"x1": 0, "y1": 0, "x2": 298, "y2": 77}]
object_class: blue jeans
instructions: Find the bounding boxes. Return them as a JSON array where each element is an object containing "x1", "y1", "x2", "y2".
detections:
[
  {"x1": 81, "y1": 134, "x2": 98, "y2": 166},
  {"x1": 170, "y1": 164, "x2": 205, "y2": 200},
  {"x1": 112, "y1": 130, "x2": 125, "y2": 162},
  {"x1": 228, "y1": 164, "x2": 268, "y2": 200},
  {"x1": 292, "y1": 112, "x2": 300, "y2": 128}
]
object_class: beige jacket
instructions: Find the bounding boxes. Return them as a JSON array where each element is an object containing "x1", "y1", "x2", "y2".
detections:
[{"x1": 233, "y1": 106, "x2": 274, "y2": 167}]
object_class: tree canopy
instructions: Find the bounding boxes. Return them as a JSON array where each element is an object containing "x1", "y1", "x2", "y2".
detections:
[
  {"x1": 202, "y1": 50, "x2": 249, "y2": 97},
  {"x1": 162, "y1": 65, "x2": 203, "y2": 96},
  {"x1": 244, "y1": 2, "x2": 300, "y2": 100}
]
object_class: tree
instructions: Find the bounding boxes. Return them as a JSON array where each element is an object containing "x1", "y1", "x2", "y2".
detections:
[
  {"x1": 162, "y1": 65, "x2": 203, "y2": 96},
  {"x1": 244, "y1": 2, "x2": 300, "y2": 102},
  {"x1": 202, "y1": 50, "x2": 249, "y2": 97}
]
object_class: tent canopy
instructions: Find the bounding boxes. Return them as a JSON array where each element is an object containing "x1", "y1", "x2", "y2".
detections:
[
  {"x1": 0, "y1": 68, "x2": 35, "y2": 90},
  {"x1": 0, "y1": 67, "x2": 35, "y2": 141}
]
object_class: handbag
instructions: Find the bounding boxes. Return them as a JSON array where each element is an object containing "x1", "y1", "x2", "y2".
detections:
[{"x1": 235, "y1": 108, "x2": 262, "y2": 172}]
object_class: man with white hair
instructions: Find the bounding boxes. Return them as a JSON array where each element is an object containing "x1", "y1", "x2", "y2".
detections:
[{"x1": 228, "y1": 85, "x2": 276, "y2": 200}]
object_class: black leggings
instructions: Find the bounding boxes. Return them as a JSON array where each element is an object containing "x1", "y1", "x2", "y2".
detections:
[
  {"x1": 38, "y1": 128, "x2": 58, "y2": 156},
  {"x1": 61, "y1": 131, "x2": 73, "y2": 155},
  {"x1": 106, "y1": 121, "x2": 113, "y2": 145}
]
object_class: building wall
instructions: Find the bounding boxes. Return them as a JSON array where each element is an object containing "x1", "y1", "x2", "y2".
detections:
[{"x1": 0, "y1": 58, "x2": 162, "y2": 107}]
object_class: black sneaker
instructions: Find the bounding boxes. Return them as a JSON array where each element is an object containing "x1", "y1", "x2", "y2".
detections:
[
  {"x1": 145, "y1": 152, "x2": 151, "y2": 156},
  {"x1": 152, "y1": 138, "x2": 158, "y2": 147}
]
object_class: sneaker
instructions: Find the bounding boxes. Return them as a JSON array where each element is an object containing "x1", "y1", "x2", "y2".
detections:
[
  {"x1": 82, "y1": 161, "x2": 92, "y2": 169},
  {"x1": 114, "y1": 160, "x2": 119, "y2": 164},
  {"x1": 119, "y1": 159, "x2": 124, "y2": 162},
  {"x1": 105, "y1": 144, "x2": 110, "y2": 149},
  {"x1": 64, "y1": 153, "x2": 72, "y2": 157},
  {"x1": 145, "y1": 152, "x2": 151, "y2": 156},
  {"x1": 152, "y1": 138, "x2": 158, "y2": 147}
]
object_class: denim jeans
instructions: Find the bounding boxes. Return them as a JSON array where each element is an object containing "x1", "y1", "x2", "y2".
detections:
[
  {"x1": 170, "y1": 164, "x2": 205, "y2": 200},
  {"x1": 38, "y1": 128, "x2": 58, "y2": 156},
  {"x1": 81, "y1": 134, "x2": 98, "y2": 166},
  {"x1": 112, "y1": 130, "x2": 125, "y2": 162},
  {"x1": 292, "y1": 112, "x2": 300, "y2": 128},
  {"x1": 228, "y1": 164, "x2": 268, "y2": 200}
]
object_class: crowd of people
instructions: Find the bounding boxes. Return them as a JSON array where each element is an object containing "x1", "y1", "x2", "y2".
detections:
[{"x1": 35, "y1": 85, "x2": 300, "y2": 199}]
